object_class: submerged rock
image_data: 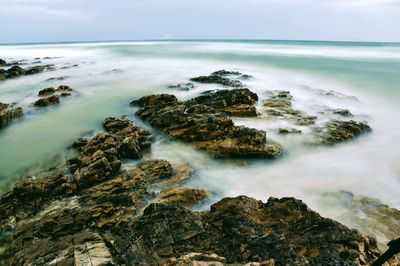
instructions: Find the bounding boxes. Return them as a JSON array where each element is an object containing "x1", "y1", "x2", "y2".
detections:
[
  {"x1": 134, "y1": 93, "x2": 282, "y2": 159},
  {"x1": 45, "y1": 76, "x2": 70, "y2": 82},
  {"x1": 278, "y1": 127, "x2": 302, "y2": 134},
  {"x1": 168, "y1": 82, "x2": 195, "y2": 91},
  {"x1": 317, "y1": 120, "x2": 371, "y2": 145},
  {"x1": 0, "y1": 103, "x2": 23, "y2": 128}
]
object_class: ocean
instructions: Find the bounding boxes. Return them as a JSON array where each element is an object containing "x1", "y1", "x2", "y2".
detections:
[{"x1": 0, "y1": 40, "x2": 399, "y2": 244}]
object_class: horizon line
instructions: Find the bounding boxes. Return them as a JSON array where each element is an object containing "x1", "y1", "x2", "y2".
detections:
[{"x1": 1, "y1": 38, "x2": 400, "y2": 46}]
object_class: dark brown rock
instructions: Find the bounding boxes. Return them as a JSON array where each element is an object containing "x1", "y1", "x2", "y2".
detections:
[
  {"x1": 38, "y1": 87, "x2": 55, "y2": 96},
  {"x1": 68, "y1": 117, "x2": 153, "y2": 187},
  {"x1": 57, "y1": 85, "x2": 73, "y2": 92},
  {"x1": 317, "y1": 120, "x2": 371, "y2": 145},
  {"x1": 193, "y1": 88, "x2": 259, "y2": 117},
  {"x1": 34, "y1": 95, "x2": 60, "y2": 107},
  {"x1": 0, "y1": 102, "x2": 23, "y2": 128},
  {"x1": 131, "y1": 196, "x2": 381, "y2": 265},
  {"x1": 134, "y1": 94, "x2": 281, "y2": 158}
]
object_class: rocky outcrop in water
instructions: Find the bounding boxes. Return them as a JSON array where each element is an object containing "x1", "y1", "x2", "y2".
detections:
[
  {"x1": 0, "y1": 102, "x2": 23, "y2": 128},
  {"x1": 133, "y1": 93, "x2": 282, "y2": 158},
  {"x1": 190, "y1": 70, "x2": 246, "y2": 87},
  {"x1": 193, "y1": 88, "x2": 259, "y2": 117},
  {"x1": 263, "y1": 90, "x2": 317, "y2": 126},
  {"x1": 34, "y1": 85, "x2": 74, "y2": 107},
  {"x1": 0, "y1": 61, "x2": 54, "y2": 81},
  {"x1": 34, "y1": 95, "x2": 60, "y2": 107},
  {"x1": 316, "y1": 120, "x2": 371, "y2": 145},
  {"x1": 68, "y1": 117, "x2": 153, "y2": 187},
  {"x1": 0, "y1": 114, "x2": 391, "y2": 265},
  {"x1": 168, "y1": 82, "x2": 195, "y2": 91}
]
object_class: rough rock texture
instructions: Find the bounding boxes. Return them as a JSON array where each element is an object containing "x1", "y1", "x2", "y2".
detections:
[
  {"x1": 68, "y1": 117, "x2": 153, "y2": 187},
  {"x1": 38, "y1": 87, "x2": 56, "y2": 96},
  {"x1": 190, "y1": 70, "x2": 245, "y2": 87},
  {"x1": 130, "y1": 196, "x2": 381, "y2": 265},
  {"x1": 159, "y1": 187, "x2": 207, "y2": 206},
  {"x1": 193, "y1": 88, "x2": 258, "y2": 117},
  {"x1": 317, "y1": 120, "x2": 371, "y2": 145},
  {"x1": 133, "y1": 93, "x2": 282, "y2": 158},
  {"x1": 263, "y1": 90, "x2": 317, "y2": 126},
  {"x1": 0, "y1": 64, "x2": 53, "y2": 81},
  {"x1": 34, "y1": 95, "x2": 60, "y2": 107},
  {"x1": 0, "y1": 102, "x2": 23, "y2": 128}
]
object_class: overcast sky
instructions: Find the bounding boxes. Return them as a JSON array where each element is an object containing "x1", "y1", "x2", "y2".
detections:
[{"x1": 1, "y1": 0, "x2": 399, "y2": 43}]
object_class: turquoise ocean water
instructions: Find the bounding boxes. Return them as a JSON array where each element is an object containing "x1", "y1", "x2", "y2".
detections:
[{"x1": 0, "y1": 40, "x2": 399, "y2": 244}]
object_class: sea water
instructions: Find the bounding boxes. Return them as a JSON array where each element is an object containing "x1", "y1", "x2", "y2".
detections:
[{"x1": 0, "y1": 40, "x2": 399, "y2": 244}]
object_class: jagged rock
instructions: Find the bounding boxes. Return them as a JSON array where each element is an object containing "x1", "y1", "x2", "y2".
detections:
[
  {"x1": 57, "y1": 85, "x2": 73, "y2": 92},
  {"x1": 34, "y1": 95, "x2": 60, "y2": 107},
  {"x1": 131, "y1": 196, "x2": 381, "y2": 265},
  {"x1": 190, "y1": 71, "x2": 244, "y2": 87},
  {"x1": 197, "y1": 126, "x2": 282, "y2": 158},
  {"x1": 0, "y1": 59, "x2": 5, "y2": 65},
  {"x1": 0, "y1": 64, "x2": 53, "y2": 81},
  {"x1": 0, "y1": 175, "x2": 75, "y2": 231},
  {"x1": 68, "y1": 117, "x2": 152, "y2": 187},
  {"x1": 168, "y1": 83, "x2": 195, "y2": 91},
  {"x1": 193, "y1": 88, "x2": 258, "y2": 117},
  {"x1": 211, "y1": 70, "x2": 242, "y2": 76},
  {"x1": 38, "y1": 87, "x2": 55, "y2": 96},
  {"x1": 317, "y1": 120, "x2": 371, "y2": 145},
  {"x1": 159, "y1": 187, "x2": 207, "y2": 206},
  {"x1": 25, "y1": 65, "x2": 45, "y2": 75},
  {"x1": 134, "y1": 94, "x2": 281, "y2": 158},
  {"x1": 136, "y1": 160, "x2": 174, "y2": 181},
  {"x1": 263, "y1": 90, "x2": 319, "y2": 126},
  {"x1": 0, "y1": 103, "x2": 23, "y2": 128},
  {"x1": 278, "y1": 127, "x2": 302, "y2": 134},
  {"x1": 12, "y1": 230, "x2": 114, "y2": 266}
]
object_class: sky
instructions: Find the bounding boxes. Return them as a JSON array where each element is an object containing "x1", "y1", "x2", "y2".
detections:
[{"x1": 0, "y1": 0, "x2": 400, "y2": 43}]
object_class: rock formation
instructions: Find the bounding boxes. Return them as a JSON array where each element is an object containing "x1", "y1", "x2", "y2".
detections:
[{"x1": 132, "y1": 93, "x2": 282, "y2": 158}]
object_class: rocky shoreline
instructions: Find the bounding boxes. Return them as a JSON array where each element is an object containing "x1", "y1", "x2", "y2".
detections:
[
  {"x1": 0, "y1": 115, "x2": 391, "y2": 265},
  {"x1": 0, "y1": 67, "x2": 398, "y2": 265}
]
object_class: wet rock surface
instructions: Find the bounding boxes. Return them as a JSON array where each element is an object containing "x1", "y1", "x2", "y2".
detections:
[
  {"x1": 0, "y1": 112, "x2": 391, "y2": 266},
  {"x1": 0, "y1": 103, "x2": 23, "y2": 128},
  {"x1": 68, "y1": 116, "x2": 153, "y2": 187},
  {"x1": 34, "y1": 95, "x2": 60, "y2": 107},
  {"x1": 159, "y1": 187, "x2": 207, "y2": 206},
  {"x1": 0, "y1": 60, "x2": 54, "y2": 81},
  {"x1": 263, "y1": 90, "x2": 317, "y2": 126},
  {"x1": 316, "y1": 120, "x2": 371, "y2": 145},
  {"x1": 168, "y1": 82, "x2": 195, "y2": 91},
  {"x1": 35, "y1": 85, "x2": 74, "y2": 107},
  {"x1": 131, "y1": 196, "x2": 381, "y2": 265},
  {"x1": 133, "y1": 93, "x2": 282, "y2": 158},
  {"x1": 190, "y1": 70, "x2": 246, "y2": 87},
  {"x1": 193, "y1": 88, "x2": 258, "y2": 117}
]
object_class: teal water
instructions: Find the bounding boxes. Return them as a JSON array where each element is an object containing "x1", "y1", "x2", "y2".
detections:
[{"x1": 0, "y1": 40, "x2": 399, "y2": 244}]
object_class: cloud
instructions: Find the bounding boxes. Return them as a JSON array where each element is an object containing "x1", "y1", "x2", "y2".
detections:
[{"x1": 252, "y1": 0, "x2": 400, "y2": 8}]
